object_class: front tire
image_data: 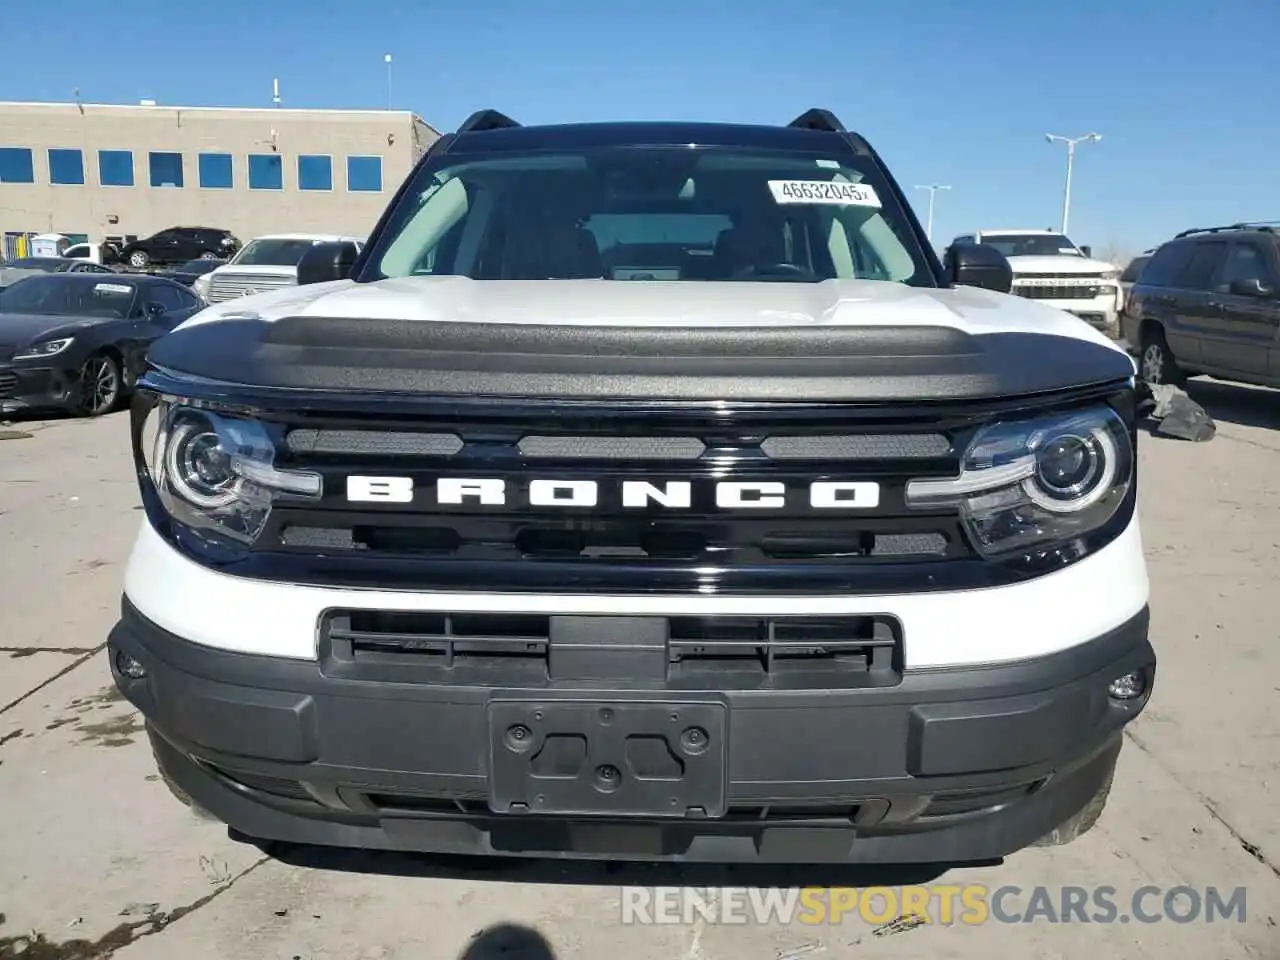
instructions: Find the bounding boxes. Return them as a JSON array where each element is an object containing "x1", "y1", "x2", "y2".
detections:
[
  {"x1": 75, "y1": 352, "x2": 123, "y2": 417},
  {"x1": 1139, "y1": 325, "x2": 1185, "y2": 387},
  {"x1": 128, "y1": 249, "x2": 150, "y2": 269},
  {"x1": 199, "y1": 251, "x2": 220, "y2": 261}
]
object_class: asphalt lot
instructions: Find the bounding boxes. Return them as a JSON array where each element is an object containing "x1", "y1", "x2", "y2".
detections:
[{"x1": 2, "y1": 382, "x2": 1279, "y2": 959}]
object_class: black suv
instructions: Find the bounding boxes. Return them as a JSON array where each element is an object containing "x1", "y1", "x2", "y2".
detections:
[
  {"x1": 119, "y1": 227, "x2": 240, "y2": 269},
  {"x1": 1122, "y1": 222, "x2": 1280, "y2": 388}
]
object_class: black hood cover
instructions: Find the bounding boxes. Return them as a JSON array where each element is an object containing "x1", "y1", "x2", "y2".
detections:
[{"x1": 146, "y1": 315, "x2": 1136, "y2": 404}]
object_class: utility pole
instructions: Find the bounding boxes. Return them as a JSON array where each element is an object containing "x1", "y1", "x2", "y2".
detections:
[
  {"x1": 913, "y1": 184, "x2": 951, "y2": 243},
  {"x1": 1045, "y1": 132, "x2": 1101, "y2": 235},
  {"x1": 384, "y1": 54, "x2": 393, "y2": 110}
]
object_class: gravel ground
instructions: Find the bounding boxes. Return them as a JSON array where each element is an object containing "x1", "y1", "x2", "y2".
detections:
[{"x1": 1, "y1": 380, "x2": 1278, "y2": 959}]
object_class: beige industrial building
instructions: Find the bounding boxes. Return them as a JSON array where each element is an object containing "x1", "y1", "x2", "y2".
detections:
[{"x1": 0, "y1": 100, "x2": 440, "y2": 258}]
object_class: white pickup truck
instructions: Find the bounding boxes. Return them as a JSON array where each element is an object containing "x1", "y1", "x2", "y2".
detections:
[
  {"x1": 947, "y1": 229, "x2": 1122, "y2": 335},
  {"x1": 193, "y1": 233, "x2": 363, "y2": 304}
]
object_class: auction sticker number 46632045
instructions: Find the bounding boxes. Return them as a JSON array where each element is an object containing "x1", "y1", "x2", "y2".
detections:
[{"x1": 768, "y1": 180, "x2": 881, "y2": 207}]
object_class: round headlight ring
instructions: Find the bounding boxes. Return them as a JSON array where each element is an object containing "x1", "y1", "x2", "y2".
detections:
[
  {"x1": 164, "y1": 418, "x2": 240, "y2": 509},
  {"x1": 1022, "y1": 424, "x2": 1118, "y2": 514}
]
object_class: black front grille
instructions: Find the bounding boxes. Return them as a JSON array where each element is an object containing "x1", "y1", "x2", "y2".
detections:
[
  {"x1": 321, "y1": 610, "x2": 903, "y2": 690},
  {"x1": 0, "y1": 372, "x2": 16, "y2": 398},
  {"x1": 667, "y1": 615, "x2": 899, "y2": 673},
  {"x1": 330, "y1": 610, "x2": 551, "y2": 663},
  {"x1": 253, "y1": 402, "x2": 974, "y2": 595},
  {"x1": 1015, "y1": 284, "x2": 1102, "y2": 300}
]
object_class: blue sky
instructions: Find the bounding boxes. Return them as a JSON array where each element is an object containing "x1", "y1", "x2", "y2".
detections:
[{"x1": 3, "y1": 0, "x2": 1277, "y2": 256}]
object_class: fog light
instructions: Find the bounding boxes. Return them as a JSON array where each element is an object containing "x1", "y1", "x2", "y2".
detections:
[
  {"x1": 1108, "y1": 670, "x2": 1145, "y2": 700},
  {"x1": 115, "y1": 649, "x2": 147, "y2": 680}
]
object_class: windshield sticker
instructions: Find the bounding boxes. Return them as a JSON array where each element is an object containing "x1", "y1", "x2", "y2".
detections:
[
  {"x1": 768, "y1": 180, "x2": 881, "y2": 208},
  {"x1": 94, "y1": 282, "x2": 133, "y2": 295},
  {"x1": 815, "y1": 159, "x2": 841, "y2": 169},
  {"x1": 1059, "y1": 247, "x2": 1078, "y2": 254}
]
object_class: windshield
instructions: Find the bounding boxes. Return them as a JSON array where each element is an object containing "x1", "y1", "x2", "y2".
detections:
[
  {"x1": 0, "y1": 276, "x2": 136, "y2": 317},
  {"x1": 365, "y1": 146, "x2": 931, "y2": 285},
  {"x1": 5, "y1": 258, "x2": 71, "y2": 272},
  {"x1": 980, "y1": 234, "x2": 1082, "y2": 258},
  {"x1": 231, "y1": 238, "x2": 323, "y2": 267}
]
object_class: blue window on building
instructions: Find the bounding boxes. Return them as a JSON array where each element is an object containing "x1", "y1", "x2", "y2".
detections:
[
  {"x1": 248, "y1": 154, "x2": 283, "y2": 190},
  {"x1": 149, "y1": 152, "x2": 184, "y2": 187},
  {"x1": 98, "y1": 150, "x2": 134, "y2": 186},
  {"x1": 0, "y1": 147, "x2": 36, "y2": 183},
  {"x1": 297, "y1": 155, "x2": 332, "y2": 191},
  {"x1": 347, "y1": 155, "x2": 382, "y2": 192},
  {"x1": 199, "y1": 153, "x2": 234, "y2": 189},
  {"x1": 49, "y1": 149, "x2": 85, "y2": 185}
]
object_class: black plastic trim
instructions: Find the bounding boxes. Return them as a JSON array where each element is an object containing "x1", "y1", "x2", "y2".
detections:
[{"x1": 110, "y1": 601, "x2": 1153, "y2": 862}]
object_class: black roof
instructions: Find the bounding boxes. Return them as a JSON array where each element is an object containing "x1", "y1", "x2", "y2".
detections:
[
  {"x1": 444, "y1": 108, "x2": 870, "y2": 157},
  {"x1": 12, "y1": 271, "x2": 185, "y2": 290}
]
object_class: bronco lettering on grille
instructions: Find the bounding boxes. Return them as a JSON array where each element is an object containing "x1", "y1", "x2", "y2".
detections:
[{"x1": 344, "y1": 477, "x2": 882, "y2": 510}]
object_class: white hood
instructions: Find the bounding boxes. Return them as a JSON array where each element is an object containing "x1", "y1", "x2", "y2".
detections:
[
  {"x1": 175, "y1": 276, "x2": 1126, "y2": 353},
  {"x1": 209, "y1": 264, "x2": 299, "y2": 278},
  {"x1": 1005, "y1": 255, "x2": 1118, "y2": 275}
]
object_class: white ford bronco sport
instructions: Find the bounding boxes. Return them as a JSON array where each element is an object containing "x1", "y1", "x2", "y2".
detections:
[{"x1": 110, "y1": 108, "x2": 1154, "y2": 864}]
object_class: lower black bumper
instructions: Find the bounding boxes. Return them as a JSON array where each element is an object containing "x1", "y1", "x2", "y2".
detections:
[
  {"x1": 109, "y1": 600, "x2": 1154, "y2": 863},
  {"x1": 0, "y1": 363, "x2": 74, "y2": 414}
]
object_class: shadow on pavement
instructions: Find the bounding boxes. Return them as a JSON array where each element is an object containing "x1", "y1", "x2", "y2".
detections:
[
  {"x1": 1183, "y1": 379, "x2": 1280, "y2": 432},
  {"x1": 459, "y1": 924, "x2": 556, "y2": 960},
  {"x1": 258, "y1": 840, "x2": 964, "y2": 889}
]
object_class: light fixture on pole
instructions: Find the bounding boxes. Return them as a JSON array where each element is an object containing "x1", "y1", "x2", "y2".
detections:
[
  {"x1": 913, "y1": 184, "x2": 951, "y2": 243},
  {"x1": 1045, "y1": 132, "x2": 1101, "y2": 235},
  {"x1": 384, "y1": 53, "x2": 393, "y2": 110}
]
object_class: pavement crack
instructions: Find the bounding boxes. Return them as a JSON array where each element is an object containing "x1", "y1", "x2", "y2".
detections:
[
  {"x1": 0, "y1": 854, "x2": 269, "y2": 959},
  {"x1": 0, "y1": 643, "x2": 107, "y2": 716},
  {"x1": 1125, "y1": 729, "x2": 1280, "y2": 883},
  {"x1": 2, "y1": 646, "x2": 98, "y2": 657}
]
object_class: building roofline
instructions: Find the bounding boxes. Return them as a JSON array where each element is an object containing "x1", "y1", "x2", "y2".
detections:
[{"x1": 0, "y1": 99, "x2": 439, "y2": 131}]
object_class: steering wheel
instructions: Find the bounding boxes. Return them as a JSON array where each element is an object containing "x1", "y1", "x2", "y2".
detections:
[{"x1": 730, "y1": 262, "x2": 819, "y2": 281}]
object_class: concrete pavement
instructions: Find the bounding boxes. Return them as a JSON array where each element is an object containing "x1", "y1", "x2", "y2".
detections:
[{"x1": 1, "y1": 384, "x2": 1278, "y2": 959}]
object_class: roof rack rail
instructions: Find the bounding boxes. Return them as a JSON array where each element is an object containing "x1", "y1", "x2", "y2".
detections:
[
  {"x1": 1173, "y1": 220, "x2": 1280, "y2": 239},
  {"x1": 787, "y1": 108, "x2": 846, "y2": 133},
  {"x1": 456, "y1": 109, "x2": 522, "y2": 134}
]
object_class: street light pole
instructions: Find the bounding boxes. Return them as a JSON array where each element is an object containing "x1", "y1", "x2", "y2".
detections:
[
  {"x1": 1045, "y1": 132, "x2": 1101, "y2": 235},
  {"x1": 913, "y1": 184, "x2": 951, "y2": 243},
  {"x1": 384, "y1": 53, "x2": 393, "y2": 110}
]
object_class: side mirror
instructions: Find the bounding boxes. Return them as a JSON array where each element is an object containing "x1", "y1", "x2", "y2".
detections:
[
  {"x1": 1080, "y1": 245, "x2": 1093, "y2": 258},
  {"x1": 945, "y1": 243, "x2": 1013, "y2": 293},
  {"x1": 297, "y1": 241, "x2": 359, "y2": 286},
  {"x1": 1228, "y1": 277, "x2": 1274, "y2": 298}
]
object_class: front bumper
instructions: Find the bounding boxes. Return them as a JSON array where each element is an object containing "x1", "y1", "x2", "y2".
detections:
[
  {"x1": 0, "y1": 363, "x2": 75, "y2": 414},
  {"x1": 109, "y1": 599, "x2": 1154, "y2": 863}
]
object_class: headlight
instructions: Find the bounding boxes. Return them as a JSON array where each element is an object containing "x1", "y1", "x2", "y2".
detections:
[
  {"x1": 192, "y1": 274, "x2": 211, "y2": 299},
  {"x1": 1100, "y1": 270, "x2": 1120, "y2": 281},
  {"x1": 144, "y1": 400, "x2": 320, "y2": 548},
  {"x1": 905, "y1": 404, "x2": 1133, "y2": 558},
  {"x1": 13, "y1": 337, "x2": 74, "y2": 360}
]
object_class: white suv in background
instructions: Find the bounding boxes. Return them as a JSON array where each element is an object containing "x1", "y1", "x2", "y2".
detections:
[
  {"x1": 195, "y1": 233, "x2": 364, "y2": 304},
  {"x1": 948, "y1": 229, "x2": 1122, "y2": 335}
]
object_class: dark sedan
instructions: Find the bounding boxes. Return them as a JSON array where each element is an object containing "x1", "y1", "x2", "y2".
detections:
[{"x1": 0, "y1": 273, "x2": 204, "y2": 417}]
